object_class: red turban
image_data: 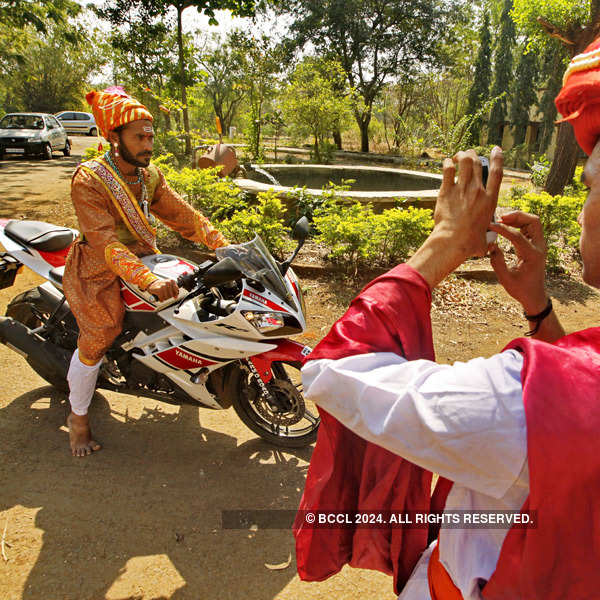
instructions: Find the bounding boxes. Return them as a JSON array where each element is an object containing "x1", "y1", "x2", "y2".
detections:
[
  {"x1": 555, "y1": 37, "x2": 600, "y2": 155},
  {"x1": 86, "y1": 86, "x2": 153, "y2": 140}
]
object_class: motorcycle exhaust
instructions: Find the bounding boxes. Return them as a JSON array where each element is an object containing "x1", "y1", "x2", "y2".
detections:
[{"x1": 0, "y1": 316, "x2": 69, "y2": 378}]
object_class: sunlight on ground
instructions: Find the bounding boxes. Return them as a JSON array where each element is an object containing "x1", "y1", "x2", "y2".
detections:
[
  {"x1": 275, "y1": 564, "x2": 397, "y2": 600},
  {"x1": 104, "y1": 554, "x2": 186, "y2": 600},
  {"x1": 0, "y1": 506, "x2": 43, "y2": 598}
]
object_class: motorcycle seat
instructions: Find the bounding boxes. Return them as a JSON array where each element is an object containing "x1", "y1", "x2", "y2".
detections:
[{"x1": 4, "y1": 220, "x2": 75, "y2": 252}]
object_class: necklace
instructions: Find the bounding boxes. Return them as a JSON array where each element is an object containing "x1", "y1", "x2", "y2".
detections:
[
  {"x1": 104, "y1": 151, "x2": 143, "y2": 185},
  {"x1": 104, "y1": 151, "x2": 151, "y2": 220}
]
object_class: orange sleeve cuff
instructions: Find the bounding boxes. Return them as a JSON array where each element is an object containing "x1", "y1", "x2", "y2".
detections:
[
  {"x1": 192, "y1": 212, "x2": 228, "y2": 249},
  {"x1": 104, "y1": 242, "x2": 159, "y2": 290}
]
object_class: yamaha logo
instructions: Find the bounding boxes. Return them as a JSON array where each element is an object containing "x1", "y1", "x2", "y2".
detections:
[
  {"x1": 248, "y1": 291, "x2": 267, "y2": 305},
  {"x1": 175, "y1": 348, "x2": 205, "y2": 364}
]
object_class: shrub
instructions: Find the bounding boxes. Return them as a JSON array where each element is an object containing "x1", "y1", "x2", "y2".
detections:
[
  {"x1": 314, "y1": 201, "x2": 379, "y2": 267},
  {"x1": 528, "y1": 155, "x2": 551, "y2": 188},
  {"x1": 161, "y1": 164, "x2": 247, "y2": 221},
  {"x1": 372, "y1": 207, "x2": 434, "y2": 264},
  {"x1": 314, "y1": 200, "x2": 434, "y2": 269},
  {"x1": 82, "y1": 145, "x2": 104, "y2": 162},
  {"x1": 286, "y1": 180, "x2": 354, "y2": 226},
  {"x1": 219, "y1": 190, "x2": 292, "y2": 258},
  {"x1": 510, "y1": 191, "x2": 584, "y2": 270}
]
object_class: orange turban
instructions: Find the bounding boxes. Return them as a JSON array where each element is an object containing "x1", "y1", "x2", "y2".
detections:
[
  {"x1": 86, "y1": 86, "x2": 153, "y2": 140},
  {"x1": 555, "y1": 37, "x2": 600, "y2": 155}
]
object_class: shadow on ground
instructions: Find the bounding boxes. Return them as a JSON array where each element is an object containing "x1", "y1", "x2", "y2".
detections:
[{"x1": 0, "y1": 386, "x2": 311, "y2": 600}]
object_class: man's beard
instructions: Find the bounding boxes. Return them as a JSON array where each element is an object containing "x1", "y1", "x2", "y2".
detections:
[{"x1": 118, "y1": 136, "x2": 152, "y2": 168}]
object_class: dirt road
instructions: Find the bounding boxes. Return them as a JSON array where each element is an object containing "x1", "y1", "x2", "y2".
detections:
[{"x1": 0, "y1": 138, "x2": 396, "y2": 599}]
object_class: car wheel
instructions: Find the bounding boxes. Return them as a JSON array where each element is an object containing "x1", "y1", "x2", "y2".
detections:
[
  {"x1": 62, "y1": 139, "x2": 71, "y2": 157},
  {"x1": 43, "y1": 143, "x2": 53, "y2": 160},
  {"x1": 89, "y1": 127, "x2": 97, "y2": 137}
]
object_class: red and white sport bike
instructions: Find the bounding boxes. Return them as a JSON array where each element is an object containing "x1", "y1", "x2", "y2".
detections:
[{"x1": 0, "y1": 217, "x2": 319, "y2": 447}]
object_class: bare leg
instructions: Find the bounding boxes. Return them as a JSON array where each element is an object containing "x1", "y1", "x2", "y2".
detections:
[{"x1": 67, "y1": 412, "x2": 102, "y2": 457}]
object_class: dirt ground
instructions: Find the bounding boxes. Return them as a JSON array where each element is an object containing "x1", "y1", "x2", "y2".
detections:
[{"x1": 0, "y1": 138, "x2": 598, "y2": 600}]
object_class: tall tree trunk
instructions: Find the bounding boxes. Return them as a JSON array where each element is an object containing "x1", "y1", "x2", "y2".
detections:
[
  {"x1": 176, "y1": 6, "x2": 191, "y2": 156},
  {"x1": 358, "y1": 115, "x2": 371, "y2": 153},
  {"x1": 332, "y1": 128, "x2": 343, "y2": 150},
  {"x1": 544, "y1": 122, "x2": 579, "y2": 195}
]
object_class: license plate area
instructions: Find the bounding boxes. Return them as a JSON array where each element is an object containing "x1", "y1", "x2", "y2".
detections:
[
  {"x1": 5, "y1": 148, "x2": 25, "y2": 154},
  {"x1": 0, "y1": 254, "x2": 21, "y2": 289}
]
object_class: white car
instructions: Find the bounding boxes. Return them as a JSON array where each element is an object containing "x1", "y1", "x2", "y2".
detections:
[
  {"x1": 55, "y1": 111, "x2": 97, "y2": 136},
  {"x1": 0, "y1": 113, "x2": 70, "y2": 160}
]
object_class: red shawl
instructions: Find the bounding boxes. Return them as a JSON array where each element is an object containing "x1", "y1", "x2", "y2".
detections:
[
  {"x1": 295, "y1": 261, "x2": 600, "y2": 598},
  {"x1": 294, "y1": 264, "x2": 451, "y2": 593}
]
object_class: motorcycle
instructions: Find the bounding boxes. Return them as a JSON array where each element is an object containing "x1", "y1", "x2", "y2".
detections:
[{"x1": 0, "y1": 217, "x2": 319, "y2": 447}]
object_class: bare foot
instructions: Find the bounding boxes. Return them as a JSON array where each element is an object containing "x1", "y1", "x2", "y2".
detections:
[{"x1": 67, "y1": 412, "x2": 101, "y2": 457}]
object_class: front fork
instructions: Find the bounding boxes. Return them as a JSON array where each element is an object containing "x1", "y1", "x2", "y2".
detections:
[{"x1": 246, "y1": 339, "x2": 313, "y2": 409}]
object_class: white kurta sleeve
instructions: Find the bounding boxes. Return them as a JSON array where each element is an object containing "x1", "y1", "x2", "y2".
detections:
[{"x1": 302, "y1": 349, "x2": 527, "y2": 498}]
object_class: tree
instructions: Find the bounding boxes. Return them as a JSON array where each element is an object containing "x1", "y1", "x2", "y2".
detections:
[
  {"x1": 466, "y1": 10, "x2": 492, "y2": 145},
  {"x1": 281, "y1": 58, "x2": 353, "y2": 162},
  {"x1": 488, "y1": 0, "x2": 516, "y2": 146},
  {"x1": 0, "y1": 0, "x2": 80, "y2": 33},
  {"x1": 1, "y1": 24, "x2": 106, "y2": 113},
  {"x1": 512, "y1": 0, "x2": 600, "y2": 194},
  {"x1": 0, "y1": 0, "x2": 80, "y2": 68},
  {"x1": 510, "y1": 40, "x2": 539, "y2": 147},
  {"x1": 199, "y1": 33, "x2": 246, "y2": 136},
  {"x1": 98, "y1": 0, "x2": 260, "y2": 156},
  {"x1": 233, "y1": 32, "x2": 281, "y2": 160},
  {"x1": 536, "y1": 47, "x2": 564, "y2": 153},
  {"x1": 276, "y1": 0, "x2": 466, "y2": 153}
]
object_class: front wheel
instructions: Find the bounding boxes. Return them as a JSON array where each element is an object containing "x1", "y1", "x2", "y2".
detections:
[
  {"x1": 62, "y1": 139, "x2": 71, "y2": 157},
  {"x1": 229, "y1": 360, "x2": 319, "y2": 448},
  {"x1": 42, "y1": 143, "x2": 52, "y2": 160}
]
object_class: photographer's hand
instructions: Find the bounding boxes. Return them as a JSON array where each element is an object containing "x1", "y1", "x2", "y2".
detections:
[
  {"x1": 408, "y1": 147, "x2": 503, "y2": 289},
  {"x1": 489, "y1": 211, "x2": 565, "y2": 342}
]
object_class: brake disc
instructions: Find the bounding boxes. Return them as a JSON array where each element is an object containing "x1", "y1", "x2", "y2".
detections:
[{"x1": 254, "y1": 378, "x2": 306, "y2": 426}]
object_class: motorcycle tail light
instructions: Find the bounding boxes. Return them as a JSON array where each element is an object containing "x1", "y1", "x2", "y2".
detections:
[{"x1": 242, "y1": 311, "x2": 285, "y2": 333}]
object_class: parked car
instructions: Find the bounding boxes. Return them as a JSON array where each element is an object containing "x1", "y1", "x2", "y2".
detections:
[
  {"x1": 0, "y1": 113, "x2": 70, "y2": 160},
  {"x1": 55, "y1": 111, "x2": 97, "y2": 136}
]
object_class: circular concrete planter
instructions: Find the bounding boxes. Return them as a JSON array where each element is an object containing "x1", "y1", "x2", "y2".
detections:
[{"x1": 235, "y1": 164, "x2": 442, "y2": 211}]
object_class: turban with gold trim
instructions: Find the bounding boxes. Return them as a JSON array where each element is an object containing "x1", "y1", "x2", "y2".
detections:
[
  {"x1": 85, "y1": 86, "x2": 153, "y2": 140},
  {"x1": 555, "y1": 37, "x2": 600, "y2": 155}
]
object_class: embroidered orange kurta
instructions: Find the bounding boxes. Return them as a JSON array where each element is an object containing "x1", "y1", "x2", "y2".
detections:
[{"x1": 62, "y1": 160, "x2": 227, "y2": 363}]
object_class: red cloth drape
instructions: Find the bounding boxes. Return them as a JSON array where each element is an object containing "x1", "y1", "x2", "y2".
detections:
[
  {"x1": 294, "y1": 264, "x2": 452, "y2": 593},
  {"x1": 483, "y1": 327, "x2": 600, "y2": 599}
]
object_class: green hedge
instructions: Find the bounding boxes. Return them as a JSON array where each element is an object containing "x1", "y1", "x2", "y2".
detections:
[{"x1": 510, "y1": 190, "x2": 584, "y2": 271}]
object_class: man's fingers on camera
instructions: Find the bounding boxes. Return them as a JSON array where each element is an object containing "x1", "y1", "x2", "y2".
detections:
[
  {"x1": 489, "y1": 244, "x2": 510, "y2": 276},
  {"x1": 499, "y1": 211, "x2": 544, "y2": 243},
  {"x1": 488, "y1": 223, "x2": 541, "y2": 259},
  {"x1": 440, "y1": 158, "x2": 456, "y2": 195},
  {"x1": 453, "y1": 151, "x2": 475, "y2": 193},
  {"x1": 486, "y1": 146, "x2": 504, "y2": 198}
]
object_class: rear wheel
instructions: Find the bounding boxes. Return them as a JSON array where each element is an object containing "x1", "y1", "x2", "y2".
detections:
[
  {"x1": 230, "y1": 360, "x2": 319, "y2": 448},
  {"x1": 6, "y1": 289, "x2": 70, "y2": 391}
]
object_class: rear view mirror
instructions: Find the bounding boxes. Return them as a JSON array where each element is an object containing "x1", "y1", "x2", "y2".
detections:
[
  {"x1": 292, "y1": 216, "x2": 310, "y2": 241},
  {"x1": 202, "y1": 256, "x2": 243, "y2": 287}
]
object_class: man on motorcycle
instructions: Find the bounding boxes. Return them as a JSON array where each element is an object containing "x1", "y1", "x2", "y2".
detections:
[
  {"x1": 296, "y1": 38, "x2": 600, "y2": 599},
  {"x1": 63, "y1": 87, "x2": 228, "y2": 457}
]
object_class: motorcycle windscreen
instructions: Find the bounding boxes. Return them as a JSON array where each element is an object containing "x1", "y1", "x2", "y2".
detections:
[{"x1": 216, "y1": 236, "x2": 297, "y2": 311}]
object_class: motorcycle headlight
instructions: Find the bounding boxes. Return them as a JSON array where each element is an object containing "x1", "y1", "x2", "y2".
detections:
[{"x1": 242, "y1": 311, "x2": 285, "y2": 333}]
